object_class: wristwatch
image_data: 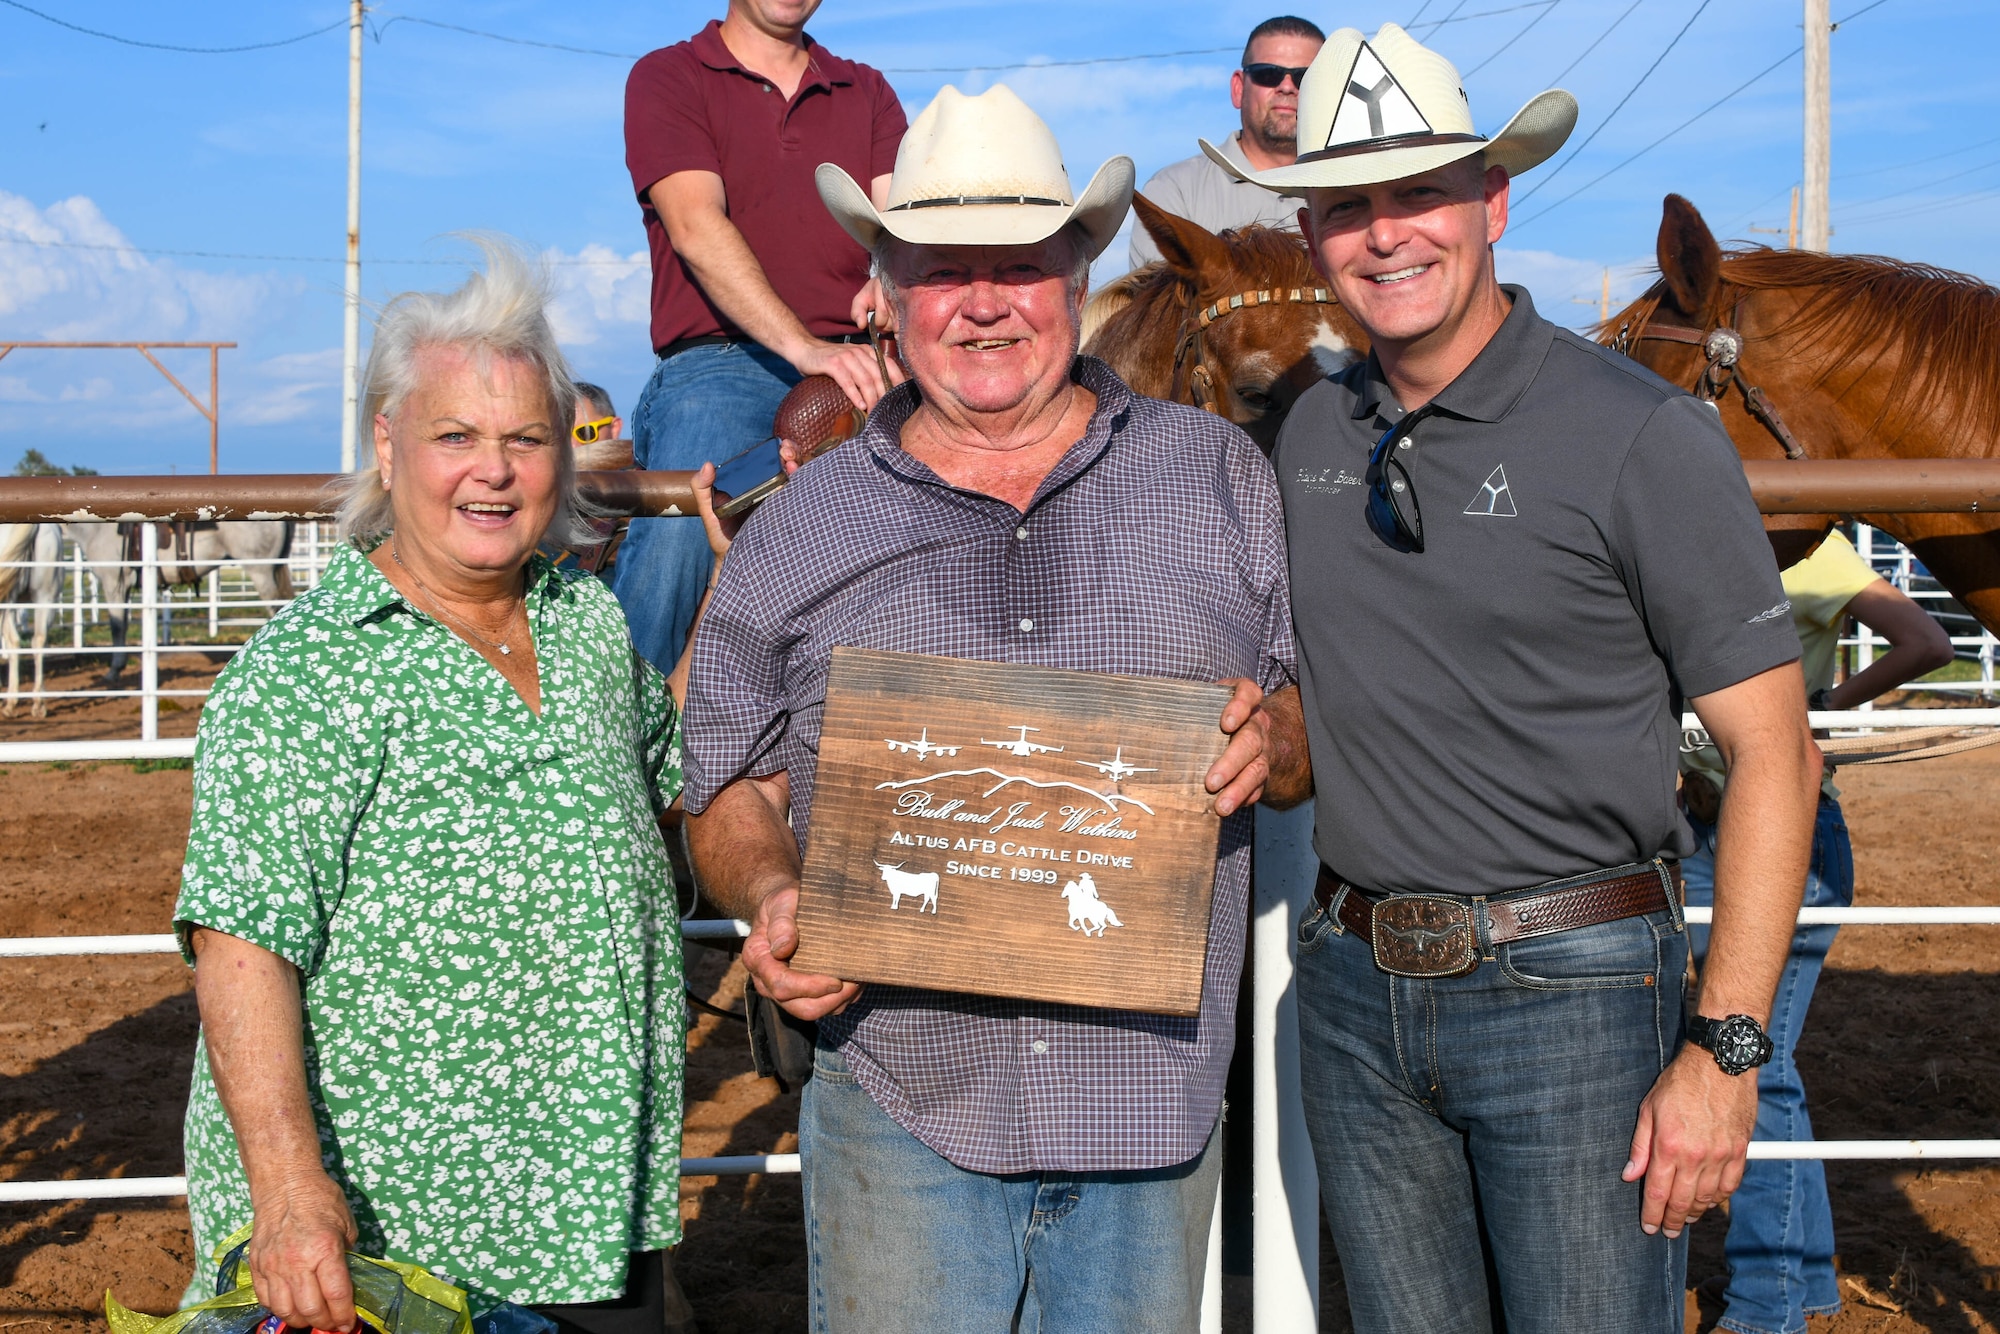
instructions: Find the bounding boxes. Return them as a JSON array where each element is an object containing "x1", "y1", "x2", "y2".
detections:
[
  {"x1": 1808, "y1": 687, "x2": 1835, "y2": 713},
  {"x1": 1687, "y1": 1013, "x2": 1774, "y2": 1076}
]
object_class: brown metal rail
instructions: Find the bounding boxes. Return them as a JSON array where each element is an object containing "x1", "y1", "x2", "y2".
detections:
[
  {"x1": 0, "y1": 472, "x2": 700, "y2": 523},
  {"x1": 1740, "y1": 459, "x2": 2000, "y2": 514},
  {"x1": 0, "y1": 460, "x2": 1995, "y2": 523}
]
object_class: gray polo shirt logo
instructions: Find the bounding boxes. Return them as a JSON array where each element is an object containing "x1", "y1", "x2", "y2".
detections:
[{"x1": 1463, "y1": 463, "x2": 1518, "y2": 517}]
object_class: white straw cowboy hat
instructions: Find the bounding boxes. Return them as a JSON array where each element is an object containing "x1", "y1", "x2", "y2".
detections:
[
  {"x1": 1202, "y1": 22, "x2": 1577, "y2": 191},
  {"x1": 817, "y1": 84, "x2": 1135, "y2": 260}
]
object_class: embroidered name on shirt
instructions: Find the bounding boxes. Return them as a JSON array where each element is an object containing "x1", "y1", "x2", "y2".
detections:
[
  {"x1": 1746, "y1": 599, "x2": 1793, "y2": 625},
  {"x1": 1297, "y1": 466, "x2": 1366, "y2": 494},
  {"x1": 1463, "y1": 464, "x2": 1518, "y2": 517}
]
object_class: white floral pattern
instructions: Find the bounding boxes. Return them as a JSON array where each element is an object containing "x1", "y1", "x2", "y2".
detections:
[{"x1": 175, "y1": 543, "x2": 685, "y2": 1307}]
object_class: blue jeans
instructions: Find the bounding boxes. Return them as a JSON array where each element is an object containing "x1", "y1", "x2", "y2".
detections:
[
  {"x1": 798, "y1": 1042, "x2": 1221, "y2": 1333},
  {"x1": 1684, "y1": 798, "x2": 1851, "y2": 1333},
  {"x1": 611, "y1": 342, "x2": 798, "y2": 672},
  {"x1": 1296, "y1": 888, "x2": 1690, "y2": 1333}
]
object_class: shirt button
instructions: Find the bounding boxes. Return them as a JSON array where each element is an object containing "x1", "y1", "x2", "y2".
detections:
[
  {"x1": 1018, "y1": 618, "x2": 1034, "y2": 633},
  {"x1": 1032, "y1": 1039, "x2": 1048, "y2": 1054},
  {"x1": 1015, "y1": 526, "x2": 1029, "y2": 541}
]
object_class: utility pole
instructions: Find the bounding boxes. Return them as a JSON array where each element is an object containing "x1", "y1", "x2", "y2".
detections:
[
  {"x1": 1802, "y1": 0, "x2": 1830, "y2": 251},
  {"x1": 340, "y1": 0, "x2": 364, "y2": 473}
]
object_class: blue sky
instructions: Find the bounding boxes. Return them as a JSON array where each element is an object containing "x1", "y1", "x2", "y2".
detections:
[{"x1": 0, "y1": 0, "x2": 1992, "y2": 475}]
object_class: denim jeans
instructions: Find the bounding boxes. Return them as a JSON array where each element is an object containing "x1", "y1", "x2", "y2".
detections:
[
  {"x1": 1295, "y1": 890, "x2": 1690, "y2": 1333},
  {"x1": 1683, "y1": 797, "x2": 1851, "y2": 1334},
  {"x1": 610, "y1": 342, "x2": 798, "y2": 672},
  {"x1": 798, "y1": 1042, "x2": 1221, "y2": 1334}
]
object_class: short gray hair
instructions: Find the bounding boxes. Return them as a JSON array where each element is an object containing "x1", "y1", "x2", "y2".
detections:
[
  {"x1": 573, "y1": 381, "x2": 616, "y2": 420},
  {"x1": 336, "y1": 237, "x2": 601, "y2": 546}
]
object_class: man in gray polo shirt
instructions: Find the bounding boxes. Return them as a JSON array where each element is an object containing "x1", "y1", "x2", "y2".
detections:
[
  {"x1": 1128, "y1": 16, "x2": 1322, "y2": 267},
  {"x1": 1211, "y1": 23, "x2": 1824, "y2": 1331}
]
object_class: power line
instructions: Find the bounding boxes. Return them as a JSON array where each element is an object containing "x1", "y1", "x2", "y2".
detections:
[
  {"x1": 1836, "y1": 153, "x2": 2000, "y2": 210},
  {"x1": 1547, "y1": 0, "x2": 1645, "y2": 85},
  {"x1": 1463, "y1": 0, "x2": 1565, "y2": 78},
  {"x1": 1511, "y1": 45, "x2": 1796, "y2": 233},
  {"x1": 0, "y1": 0, "x2": 347, "y2": 53},
  {"x1": 1839, "y1": 182, "x2": 2000, "y2": 229},
  {"x1": 1839, "y1": 133, "x2": 2000, "y2": 182},
  {"x1": 369, "y1": 14, "x2": 638, "y2": 60},
  {"x1": 1513, "y1": 0, "x2": 1715, "y2": 208},
  {"x1": 1508, "y1": 0, "x2": 1893, "y2": 231}
]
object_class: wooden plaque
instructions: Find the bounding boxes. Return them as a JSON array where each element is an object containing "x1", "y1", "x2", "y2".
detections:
[{"x1": 791, "y1": 647, "x2": 1234, "y2": 1016}]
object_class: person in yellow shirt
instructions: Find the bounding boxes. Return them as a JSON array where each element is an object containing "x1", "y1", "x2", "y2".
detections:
[{"x1": 1681, "y1": 528, "x2": 1952, "y2": 1334}]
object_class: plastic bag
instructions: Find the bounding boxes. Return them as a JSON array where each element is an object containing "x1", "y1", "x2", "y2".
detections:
[{"x1": 106, "y1": 1224, "x2": 473, "y2": 1334}]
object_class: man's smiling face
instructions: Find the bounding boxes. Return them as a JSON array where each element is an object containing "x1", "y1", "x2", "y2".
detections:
[{"x1": 1301, "y1": 158, "x2": 1510, "y2": 351}]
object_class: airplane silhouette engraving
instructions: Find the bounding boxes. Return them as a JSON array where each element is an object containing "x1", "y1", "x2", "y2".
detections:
[
  {"x1": 885, "y1": 728, "x2": 960, "y2": 760},
  {"x1": 980, "y1": 725, "x2": 1063, "y2": 758},
  {"x1": 1076, "y1": 747, "x2": 1156, "y2": 783}
]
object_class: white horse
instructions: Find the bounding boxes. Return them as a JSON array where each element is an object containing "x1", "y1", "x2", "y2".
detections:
[
  {"x1": 61, "y1": 520, "x2": 293, "y2": 683},
  {"x1": 0, "y1": 523, "x2": 60, "y2": 717},
  {"x1": 1061, "y1": 873, "x2": 1124, "y2": 937}
]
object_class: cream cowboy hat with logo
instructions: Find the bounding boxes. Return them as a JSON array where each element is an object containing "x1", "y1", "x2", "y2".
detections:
[
  {"x1": 1202, "y1": 22, "x2": 1576, "y2": 191},
  {"x1": 817, "y1": 84, "x2": 1134, "y2": 260}
]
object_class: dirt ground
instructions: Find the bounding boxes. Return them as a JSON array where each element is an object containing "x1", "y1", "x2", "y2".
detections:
[{"x1": 0, "y1": 661, "x2": 1995, "y2": 1332}]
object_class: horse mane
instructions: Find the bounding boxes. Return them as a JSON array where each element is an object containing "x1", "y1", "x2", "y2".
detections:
[
  {"x1": 1609, "y1": 246, "x2": 2000, "y2": 445},
  {"x1": 1083, "y1": 224, "x2": 1320, "y2": 397}
]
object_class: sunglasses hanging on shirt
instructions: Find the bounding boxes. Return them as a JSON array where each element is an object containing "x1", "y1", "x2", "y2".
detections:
[{"x1": 1366, "y1": 412, "x2": 1430, "y2": 553}]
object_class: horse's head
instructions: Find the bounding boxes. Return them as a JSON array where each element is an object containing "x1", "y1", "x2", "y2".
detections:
[
  {"x1": 1085, "y1": 195, "x2": 1370, "y2": 453},
  {"x1": 1605, "y1": 194, "x2": 1834, "y2": 566}
]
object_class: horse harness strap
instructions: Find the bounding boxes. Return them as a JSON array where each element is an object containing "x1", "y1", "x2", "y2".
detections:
[
  {"x1": 1172, "y1": 285, "x2": 1340, "y2": 416},
  {"x1": 1616, "y1": 299, "x2": 1809, "y2": 460}
]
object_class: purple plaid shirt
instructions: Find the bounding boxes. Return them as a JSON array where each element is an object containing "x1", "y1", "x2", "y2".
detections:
[{"x1": 684, "y1": 357, "x2": 1296, "y2": 1173}]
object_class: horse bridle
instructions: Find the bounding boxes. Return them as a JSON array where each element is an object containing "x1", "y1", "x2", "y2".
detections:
[
  {"x1": 1172, "y1": 285, "x2": 1341, "y2": 416},
  {"x1": 1611, "y1": 295, "x2": 1808, "y2": 460}
]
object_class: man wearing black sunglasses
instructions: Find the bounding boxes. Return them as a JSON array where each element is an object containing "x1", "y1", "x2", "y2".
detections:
[
  {"x1": 1128, "y1": 16, "x2": 1323, "y2": 267},
  {"x1": 1212, "y1": 21, "x2": 1823, "y2": 1333}
]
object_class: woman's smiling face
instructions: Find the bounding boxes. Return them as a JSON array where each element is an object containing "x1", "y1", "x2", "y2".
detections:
[{"x1": 374, "y1": 344, "x2": 561, "y2": 578}]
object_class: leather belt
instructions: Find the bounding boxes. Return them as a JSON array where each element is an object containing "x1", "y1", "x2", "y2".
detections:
[{"x1": 1313, "y1": 860, "x2": 1681, "y2": 979}]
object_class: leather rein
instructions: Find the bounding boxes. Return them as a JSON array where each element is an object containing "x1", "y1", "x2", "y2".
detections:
[
  {"x1": 1171, "y1": 284, "x2": 1340, "y2": 416},
  {"x1": 1610, "y1": 296, "x2": 1808, "y2": 460}
]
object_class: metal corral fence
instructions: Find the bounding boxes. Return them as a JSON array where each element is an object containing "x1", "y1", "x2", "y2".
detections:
[{"x1": 4, "y1": 466, "x2": 2000, "y2": 1331}]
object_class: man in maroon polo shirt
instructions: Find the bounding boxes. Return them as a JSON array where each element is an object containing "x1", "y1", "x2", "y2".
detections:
[{"x1": 615, "y1": 0, "x2": 906, "y2": 673}]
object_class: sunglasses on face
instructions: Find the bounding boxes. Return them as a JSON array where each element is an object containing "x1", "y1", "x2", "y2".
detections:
[
  {"x1": 573, "y1": 416, "x2": 617, "y2": 445},
  {"x1": 1243, "y1": 63, "x2": 1310, "y2": 89},
  {"x1": 1366, "y1": 418, "x2": 1425, "y2": 553}
]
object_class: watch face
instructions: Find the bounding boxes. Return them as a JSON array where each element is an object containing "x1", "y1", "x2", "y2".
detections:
[{"x1": 1712, "y1": 1016, "x2": 1771, "y2": 1074}]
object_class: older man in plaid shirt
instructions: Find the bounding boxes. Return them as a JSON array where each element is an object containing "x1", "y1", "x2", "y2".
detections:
[{"x1": 682, "y1": 85, "x2": 1310, "y2": 1332}]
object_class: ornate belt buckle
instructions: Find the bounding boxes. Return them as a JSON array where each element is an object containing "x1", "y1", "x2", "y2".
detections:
[{"x1": 1370, "y1": 896, "x2": 1479, "y2": 978}]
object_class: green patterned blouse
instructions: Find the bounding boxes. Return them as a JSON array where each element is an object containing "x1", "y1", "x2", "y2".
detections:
[{"x1": 174, "y1": 543, "x2": 685, "y2": 1307}]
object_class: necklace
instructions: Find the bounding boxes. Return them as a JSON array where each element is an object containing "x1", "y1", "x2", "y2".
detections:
[{"x1": 391, "y1": 543, "x2": 522, "y2": 657}]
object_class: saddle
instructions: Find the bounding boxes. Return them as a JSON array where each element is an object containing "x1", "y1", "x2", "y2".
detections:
[{"x1": 119, "y1": 520, "x2": 210, "y2": 588}]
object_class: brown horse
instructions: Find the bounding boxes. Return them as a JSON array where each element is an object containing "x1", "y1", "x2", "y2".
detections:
[
  {"x1": 1084, "y1": 194, "x2": 1369, "y2": 453},
  {"x1": 1606, "y1": 194, "x2": 2000, "y2": 634}
]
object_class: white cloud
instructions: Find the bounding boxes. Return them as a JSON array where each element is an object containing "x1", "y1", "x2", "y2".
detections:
[
  {"x1": 0, "y1": 189, "x2": 298, "y2": 343},
  {"x1": 543, "y1": 243, "x2": 651, "y2": 347}
]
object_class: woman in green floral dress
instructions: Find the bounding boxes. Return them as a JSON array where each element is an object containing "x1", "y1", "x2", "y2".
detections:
[{"x1": 174, "y1": 244, "x2": 729, "y2": 1333}]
